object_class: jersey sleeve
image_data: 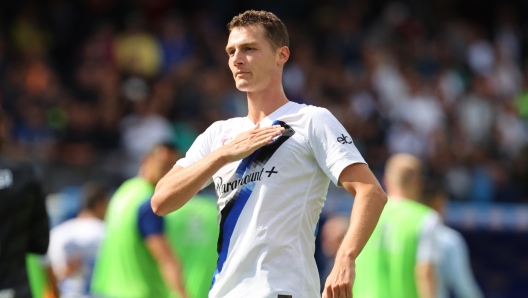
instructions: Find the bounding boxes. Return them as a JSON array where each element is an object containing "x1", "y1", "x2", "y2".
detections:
[
  {"x1": 445, "y1": 229, "x2": 484, "y2": 298},
  {"x1": 308, "y1": 108, "x2": 366, "y2": 186},
  {"x1": 138, "y1": 199, "x2": 165, "y2": 239},
  {"x1": 416, "y1": 211, "x2": 441, "y2": 263},
  {"x1": 175, "y1": 123, "x2": 217, "y2": 189},
  {"x1": 47, "y1": 228, "x2": 66, "y2": 275}
]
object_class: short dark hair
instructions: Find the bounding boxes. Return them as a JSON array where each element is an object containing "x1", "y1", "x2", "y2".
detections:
[
  {"x1": 144, "y1": 141, "x2": 179, "y2": 158},
  {"x1": 227, "y1": 10, "x2": 289, "y2": 49},
  {"x1": 81, "y1": 182, "x2": 109, "y2": 211},
  {"x1": 421, "y1": 179, "x2": 446, "y2": 206}
]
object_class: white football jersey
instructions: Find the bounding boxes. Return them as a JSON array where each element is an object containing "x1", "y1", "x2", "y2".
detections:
[{"x1": 176, "y1": 101, "x2": 366, "y2": 298}]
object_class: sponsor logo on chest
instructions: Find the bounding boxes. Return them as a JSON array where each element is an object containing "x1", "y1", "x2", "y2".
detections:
[{"x1": 214, "y1": 166, "x2": 279, "y2": 196}]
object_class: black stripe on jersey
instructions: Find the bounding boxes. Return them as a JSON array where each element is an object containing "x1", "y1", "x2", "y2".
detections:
[{"x1": 216, "y1": 120, "x2": 295, "y2": 254}]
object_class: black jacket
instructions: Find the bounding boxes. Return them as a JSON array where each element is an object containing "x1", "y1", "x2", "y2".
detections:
[{"x1": 0, "y1": 156, "x2": 49, "y2": 297}]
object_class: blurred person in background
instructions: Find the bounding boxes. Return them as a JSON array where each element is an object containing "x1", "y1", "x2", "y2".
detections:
[
  {"x1": 26, "y1": 253, "x2": 59, "y2": 298},
  {"x1": 47, "y1": 182, "x2": 109, "y2": 297},
  {"x1": 421, "y1": 181, "x2": 484, "y2": 298},
  {"x1": 354, "y1": 153, "x2": 441, "y2": 298},
  {"x1": 0, "y1": 107, "x2": 51, "y2": 297},
  {"x1": 319, "y1": 215, "x2": 349, "y2": 287},
  {"x1": 138, "y1": 194, "x2": 218, "y2": 298},
  {"x1": 91, "y1": 143, "x2": 188, "y2": 298}
]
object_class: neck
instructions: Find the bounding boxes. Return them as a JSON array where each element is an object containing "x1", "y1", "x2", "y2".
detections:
[
  {"x1": 246, "y1": 83, "x2": 289, "y2": 123},
  {"x1": 138, "y1": 169, "x2": 156, "y2": 186},
  {"x1": 77, "y1": 209, "x2": 98, "y2": 220},
  {"x1": 388, "y1": 189, "x2": 418, "y2": 201}
]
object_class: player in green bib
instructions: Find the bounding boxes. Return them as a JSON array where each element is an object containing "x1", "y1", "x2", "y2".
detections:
[
  {"x1": 91, "y1": 143, "x2": 187, "y2": 298},
  {"x1": 26, "y1": 254, "x2": 47, "y2": 298},
  {"x1": 142, "y1": 195, "x2": 219, "y2": 298},
  {"x1": 354, "y1": 154, "x2": 440, "y2": 298},
  {"x1": 26, "y1": 254, "x2": 59, "y2": 298}
]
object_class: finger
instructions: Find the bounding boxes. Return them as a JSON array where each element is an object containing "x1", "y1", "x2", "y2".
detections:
[
  {"x1": 324, "y1": 286, "x2": 333, "y2": 298},
  {"x1": 333, "y1": 286, "x2": 342, "y2": 298},
  {"x1": 254, "y1": 125, "x2": 284, "y2": 135},
  {"x1": 253, "y1": 134, "x2": 277, "y2": 148},
  {"x1": 253, "y1": 128, "x2": 284, "y2": 140},
  {"x1": 346, "y1": 285, "x2": 352, "y2": 298}
]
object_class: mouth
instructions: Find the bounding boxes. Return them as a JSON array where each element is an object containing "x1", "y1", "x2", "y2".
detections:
[{"x1": 236, "y1": 71, "x2": 250, "y2": 77}]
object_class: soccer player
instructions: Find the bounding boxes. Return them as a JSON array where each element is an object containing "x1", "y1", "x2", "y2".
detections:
[
  {"x1": 142, "y1": 194, "x2": 219, "y2": 298},
  {"x1": 91, "y1": 143, "x2": 188, "y2": 298},
  {"x1": 354, "y1": 153, "x2": 441, "y2": 298},
  {"x1": 47, "y1": 182, "x2": 109, "y2": 297},
  {"x1": 0, "y1": 108, "x2": 51, "y2": 298},
  {"x1": 421, "y1": 181, "x2": 484, "y2": 298},
  {"x1": 151, "y1": 10, "x2": 387, "y2": 298}
]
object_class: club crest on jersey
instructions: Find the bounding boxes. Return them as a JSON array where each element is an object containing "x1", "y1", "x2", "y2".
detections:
[{"x1": 221, "y1": 138, "x2": 232, "y2": 146}]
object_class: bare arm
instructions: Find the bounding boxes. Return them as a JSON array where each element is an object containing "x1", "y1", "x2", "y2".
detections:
[
  {"x1": 323, "y1": 163, "x2": 387, "y2": 298},
  {"x1": 145, "y1": 235, "x2": 188, "y2": 298},
  {"x1": 416, "y1": 263, "x2": 436, "y2": 298},
  {"x1": 44, "y1": 264, "x2": 61, "y2": 298},
  {"x1": 151, "y1": 124, "x2": 284, "y2": 216},
  {"x1": 415, "y1": 212, "x2": 440, "y2": 298}
]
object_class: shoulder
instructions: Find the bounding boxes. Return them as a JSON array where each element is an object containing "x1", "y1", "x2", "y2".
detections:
[
  {"x1": 296, "y1": 104, "x2": 335, "y2": 120},
  {"x1": 51, "y1": 219, "x2": 77, "y2": 238},
  {"x1": 138, "y1": 199, "x2": 153, "y2": 212},
  {"x1": 438, "y1": 225, "x2": 465, "y2": 246},
  {"x1": 205, "y1": 117, "x2": 247, "y2": 133},
  {"x1": 0, "y1": 156, "x2": 38, "y2": 177},
  {"x1": 421, "y1": 208, "x2": 441, "y2": 226},
  {"x1": 138, "y1": 199, "x2": 162, "y2": 220}
]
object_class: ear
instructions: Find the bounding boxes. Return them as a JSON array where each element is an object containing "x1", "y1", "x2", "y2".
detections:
[{"x1": 277, "y1": 46, "x2": 290, "y2": 66}]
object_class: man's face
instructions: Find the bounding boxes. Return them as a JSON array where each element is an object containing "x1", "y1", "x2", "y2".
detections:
[{"x1": 226, "y1": 25, "x2": 284, "y2": 92}]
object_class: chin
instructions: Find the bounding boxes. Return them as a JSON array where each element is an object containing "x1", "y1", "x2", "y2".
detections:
[{"x1": 235, "y1": 82, "x2": 254, "y2": 92}]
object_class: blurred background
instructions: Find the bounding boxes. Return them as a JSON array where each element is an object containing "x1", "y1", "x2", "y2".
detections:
[{"x1": 1, "y1": 0, "x2": 528, "y2": 296}]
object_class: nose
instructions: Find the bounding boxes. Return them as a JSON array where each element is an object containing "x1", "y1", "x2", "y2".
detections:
[{"x1": 231, "y1": 49, "x2": 245, "y2": 66}]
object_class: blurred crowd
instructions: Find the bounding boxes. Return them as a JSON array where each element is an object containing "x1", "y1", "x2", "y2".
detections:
[{"x1": 0, "y1": 0, "x2": 527, "y2": 201}]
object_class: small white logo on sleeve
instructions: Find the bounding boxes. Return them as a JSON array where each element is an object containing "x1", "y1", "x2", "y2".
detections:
[{"x1": 0, "y1": 169, "x2": 13, "y2": 189}]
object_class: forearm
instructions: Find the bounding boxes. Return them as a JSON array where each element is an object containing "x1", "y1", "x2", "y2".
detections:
[
  {"x1": 152, "y1": 150, "x2": 227, "y2": 215},
  {"x1": 159, "y1": 259, "x2": 187, "y2": 298},
  {"x1": 45, "y1": 265, "x2": 61, "y2": 298},
  {"x1": 335, "y1": 184, "x2": 386, "y2": 262},
  {"x1": 416, "y1": 263, "x2": 436, "y2": 298}
]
